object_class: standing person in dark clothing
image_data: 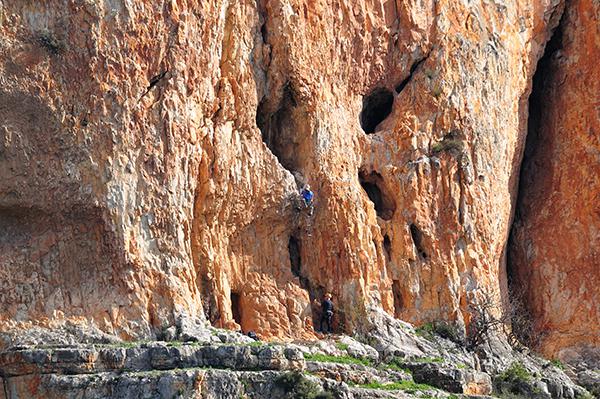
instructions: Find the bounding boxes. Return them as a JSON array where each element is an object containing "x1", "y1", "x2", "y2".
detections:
[{"x1": 320, "y1": 293, "x2": 334, "y2": 334}]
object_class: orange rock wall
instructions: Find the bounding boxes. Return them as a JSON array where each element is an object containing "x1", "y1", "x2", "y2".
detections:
[
  {"x1": 0, "y1": 1, "x2": 207, "y2": 338},
  {"x1": 0, "y1": 0, "x2": 595, "y2": 360},
  {"x1": 509, "y1": 0, "x2": 600, "y2": 361},
  {"x1": 190, "y1": 0, "x2": 562, "y2": 339}
]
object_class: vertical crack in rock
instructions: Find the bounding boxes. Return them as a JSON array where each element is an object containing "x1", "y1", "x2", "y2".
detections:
[
  {"x1": 383, "y1": 234, "x2": 392, "y2": 261},
  {"x1": 392, "y1": 280, "x2": 404, "y2": 317},
  {"x1": 256, "y1": 83, "x2": 299, "y2": 171},
  {"x1": 508, "y1": 7, "x2": 565, "y2": 286},
  {"x1": 395, "y1": 54, "x2": 430, "y2": 94},
  {"x1": 200, "y1": 274, "x2": 220, "y2": 326},
  {"x1": 287, "y1": 234, "x2": 320, "y2": 326},
  {"x1": 520, "y1": 11, "x2": 565, "y2": 177},
  {"x1": 507, "y1": 5, "x2": 567, "y2": 345},
  {"x1": 358, "y1": 170, "x2": 396, "y2": 220},
  {"x1": 288, "y1": 235, "x2": 301, "y2": 277},
  {"x1": 360, "y1": 88, "x2": 394, "y2": 134},
  {"x1": 230, "y1": 292, "x2": 243, "y2": 327},
  {"x1": 409, "y1": 223, "x2": 428, "y2": 260}
]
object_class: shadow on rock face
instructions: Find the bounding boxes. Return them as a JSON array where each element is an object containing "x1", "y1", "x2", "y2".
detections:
[{"x1": 0, "y1": 90, "x2": 122, "y2": 333}]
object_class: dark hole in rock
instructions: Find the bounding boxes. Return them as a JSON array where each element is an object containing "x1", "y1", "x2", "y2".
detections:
[
  {"x1": 383, "y1": 234, "x2": 392, "y2": 260},
  {"x1": 230, "y1": 292, "x2": 243, "y2": 326},
  {"x1": 289, "y1": 236, "x2": 301, "y2": 277},
  {"x1": 256, "y1": 84, "x2": 299, "y2": 170},
  {"x1": 392, "y1": 280, "x2": 404, "y2": 317},
  {"x1": 302, "y1": 281, "x2": 326, "y2": 329},
  {"x1": 409, "y1": 223, "x2": 428, "y2": 259},
  {"x1": 360, "y1": 88, "x2": 394, "y2": 134},
  {"x1": 359, "y1": 171, "x2": 396, "y2": 220},
  {"x1": 260, "y1": 22, "x2": 268, "y2": 43},
  {"x1": 288, "y1": 236, "x2": 320, "y2": 330}
]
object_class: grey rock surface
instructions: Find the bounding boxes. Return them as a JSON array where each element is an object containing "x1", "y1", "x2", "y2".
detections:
[
  {"x1": 0, "y1": 319, "x2": 593, "y2": 399},
  {"x1": 576, "y1": 369, "x2": 600, "y2": 398}
]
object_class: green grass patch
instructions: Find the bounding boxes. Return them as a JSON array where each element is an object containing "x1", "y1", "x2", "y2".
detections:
[
  {"x1": 304, "y1": 353, "x2": 372, "y2": 366},
  {"x1": 274, "y1": 371, "x2": 333, "y2": 399},
  {"x1": 415, "y1": 322, "x2": 435, "y2": 337},
  {"x1": 382, "y1": 357, "x2": 412, "y2": 373},
  {"x1": 414, "y1": 320, "x2": 463, "y2": 343},
  {"x1": 497, "y1": 362, "x2": 532, "y2": 383},
  {"x1": 413, "y1": 356, "x2": 444, "y2": 363},
  {"x1": 335, "y1": 342, "x2": 350, "y2": 351},
  {"x1": 110, "y1": 340, "x2": 150, "y2": 349},
  {"x1": 551, "y1": 359, "x2": 564, "y2": 370}
]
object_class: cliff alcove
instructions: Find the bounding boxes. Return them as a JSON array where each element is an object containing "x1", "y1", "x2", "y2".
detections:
[
  {"x1": 383, "y1": 234, "x2": 392, "y2": 260},
  {"x1": 409, "y1": 223, "x2": 428, "y2": 259},
  {"x1": 359, "y1": 88, "x2": 394, "y2": 134},
  {"x1": 230, "y1": 292, "x2": 243, "y2": 327},
  {"x1": 256, "y1": 85, "x2": 299, "y2": 171},
  {"x1": 358, "y1": 171, "x2": 396, "y2": 220},
  {"x1": 392, "y1": 280, "x2": 404, "y2": 317}
]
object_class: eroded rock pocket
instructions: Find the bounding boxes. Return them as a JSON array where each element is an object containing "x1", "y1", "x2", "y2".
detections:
[
  {"x1": 256, "y1": 84, "x2": 299, "y2": 171},
  {"x1": 288, "y1": 235, "x2": 301, "y2": 278},
  {"x1": 383, "y1": 234, "x2": 392, "y2": 260},
  {"x1": 230, "y1": 292, "x2": 243, "y2": 327},
  {"x1": 358, "y1": 171, "x2": 396, "y2": 220},
  {"x1": 360, "y1": 88, "x2": 394, "y2": 134},
  {"x1": 409, "y1": 223, "x2": 428, "y2": 260},
  {"x1": 392, "y1": 280, "x2": 404, "y2": 317}
]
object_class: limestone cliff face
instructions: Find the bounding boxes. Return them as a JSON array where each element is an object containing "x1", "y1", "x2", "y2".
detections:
[
  {"x1": 0, "y1": 1, "x2": 206, "y2": 338},
  {"x1": 0, "y1": 0, "x2": 596, "y2": 359},
  {"x1": 509, "y1": 0, "x2": 600, "y2": 363},
  {"x1": 191, "y1": 0, "x2": 563, "y2": 341}
]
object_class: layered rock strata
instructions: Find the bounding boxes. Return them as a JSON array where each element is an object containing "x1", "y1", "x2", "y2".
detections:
[{"x1": 0, "y1": 326, "x2": 590, "y2": 399}]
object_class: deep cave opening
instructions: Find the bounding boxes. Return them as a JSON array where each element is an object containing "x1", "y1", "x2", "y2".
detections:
[
  {"x1": 392, "y1": 280, "x2": 404, "y2": 317},
  {"x1": 256, "y1": 84, "x2": 299, "y2": 171},
  {"x1": 359, "y1": 171, "x2": 396, "y2": 220},
  {"x1": 409, "y1": 223, "x2": 428, "y2": 259},
  {"x1": 289, "y1": 235, "x2": 301, "y2": 277},
  {"x1": 230, "y1": 292, "x2": 243, "y2": 326},
  {"x1": 360, "y1": 88, "x2": 394, "y2": 134}
]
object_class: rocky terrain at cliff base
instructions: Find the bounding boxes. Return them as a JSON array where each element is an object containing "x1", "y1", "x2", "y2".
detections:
[{"x1": 0, "y1": 309, "x2": 596, "y2": 398}]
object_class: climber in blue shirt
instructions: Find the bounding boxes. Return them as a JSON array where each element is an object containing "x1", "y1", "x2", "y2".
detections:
[{"x1": 301, "y1": 184, "x2": 314, "y2": 216}]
